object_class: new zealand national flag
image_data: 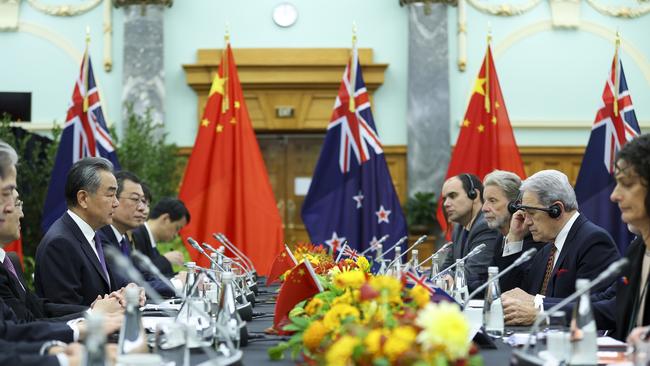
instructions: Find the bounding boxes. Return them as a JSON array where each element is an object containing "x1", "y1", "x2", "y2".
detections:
[
  {"x1": 42, "y1": 51, "x2": 120, "y2": 231},
  {"x1": 301, "y1": 48, "x2": 407, "y2": 257},
  {"x1": 575, "y1": 54, "x2": 640, "y2": 253}
]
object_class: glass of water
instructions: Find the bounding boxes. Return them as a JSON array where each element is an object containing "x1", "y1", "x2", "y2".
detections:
[
  {"x1": 546, "y1": 311, "x2": 570, "y2": 363},
  {"x1": 155, "y1": 321, "x2": 189, "y2": 366}
]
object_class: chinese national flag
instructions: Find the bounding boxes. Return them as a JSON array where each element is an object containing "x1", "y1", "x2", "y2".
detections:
[
  {"x1": 437, "y1": 45, "x2": 526, "y2": 235},
  {"x1": 179, "y1": 44, "x2": 284, "y2": 275},
  {"x1": 266, "y1": 245, "x2": 298, "y2": 286},
  {"x1": 273, "y1": 260, "x2": 323, "y2": 331}
]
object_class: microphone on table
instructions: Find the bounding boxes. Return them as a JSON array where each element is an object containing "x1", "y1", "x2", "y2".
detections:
[
  {"x1": 464, "y1": 248, "x2": 538, "y2": 304},
  {"x1": 374, "y1": 236, "x2": 408, "y2": 261},
  {"x1": 203, "y1": 243, "x2": 257, "y2": 305},
  {"x1": 187, "y1": 238, "x2": 254, "y2": 322},
  {"x1": 131, "y1": 249, "x2": 181, "y2": 297},
  {"x1": 430, "y1": 243, "x2": 487, "y2": 281},
  {"x1": 359, "y1": 234, "x2": 389, "y2": 256},
  {"x1": 213, "y1": 233, "x2": 258, "y2": 277},
  {"x1": 386, "y1": 235, "x2": 427, "y2": 269},
  {"x1": 104, "y1": 245, "x2": 165, "y2": 304},
  {"x1": 202, "y1": 242, "x2": 256, "y2": 282},
  {"x1": 416, "y1": 241, "x2": 453, "y2": 271},
  {"x1": 519, "y1": 257, "x2": 629, "y2": 353}
]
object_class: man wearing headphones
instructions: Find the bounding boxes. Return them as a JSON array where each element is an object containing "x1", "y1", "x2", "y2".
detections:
[
  {"x1": 440, "y1": 173, "x2": 499, "y2": 293},
  {"x1": 500, "y1": 169, "x2": 621, "y2": 325}
]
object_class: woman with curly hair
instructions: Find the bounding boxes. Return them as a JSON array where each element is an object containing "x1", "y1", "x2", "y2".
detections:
[{"x1": 609, "y1": 133, "x2": 650, "y2": 342}]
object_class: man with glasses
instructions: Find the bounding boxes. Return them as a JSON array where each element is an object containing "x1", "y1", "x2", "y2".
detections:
[
  {"x1": 97, "y1": 171, "x2": 181, "y2": 297},
  {"x1": 499, "y1": 169, "x2": 620, "y2": 325}
]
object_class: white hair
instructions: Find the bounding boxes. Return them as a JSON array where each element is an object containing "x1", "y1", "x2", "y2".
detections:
[{"x1": 520, "y1": 170, "x2": 578, "y2": 210}]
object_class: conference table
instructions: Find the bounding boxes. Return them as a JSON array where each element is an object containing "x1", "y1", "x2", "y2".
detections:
[{"x1": 184, "y1": 285, "x2": 516, "y2": 365}]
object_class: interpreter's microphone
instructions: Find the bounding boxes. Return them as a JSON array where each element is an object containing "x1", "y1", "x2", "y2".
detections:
[
  {"x1": 386, "y1": 235, "x2": 427, "y2": 269},
  {"x1": 417, "y1": 241, "x2": 453, "y2": 270},
  {"x1": 131, "y1": 249, "x2": 181, "y2": 298},
  {"x1": 521, "y1": 257, "x2": 629, "y2": 353},
  {"x1": 430, "y1": 243, "x2": 487, "y2": 281},
  {"x1": 465, "y1": 248, "x2": 538, "y2": 304},
  {"x1": 204, "y1": 243, "x2": 257, "y2": 305},
  {"x1": 375, "y1": 236, "x2": 408, "y2": 261},
  {"x1": 359, "y1": 234, "x2": 389, "y2": 256},
  {"x1": 202, "y1": 242, "x2": 259, "y2": 295}
]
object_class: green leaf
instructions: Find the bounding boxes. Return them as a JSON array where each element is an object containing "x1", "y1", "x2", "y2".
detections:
[
  {"x1": 468, "y1": 355, "x2": 484, "y2": 366},
  {"x1": 281, "y1": 324, "x2": 302, "y2": 332},
  {"x1": 373, "y1": 358, "x2": 391, "y2": 366},
  {"x1": 267, "y1": 343, "x2": 287, "y2": 361}
]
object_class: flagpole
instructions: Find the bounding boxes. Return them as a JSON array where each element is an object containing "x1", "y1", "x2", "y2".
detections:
[
  {"x1": 349, "y1": 22, "x2": 358, "y2": 113},
  {"x1": 484, "y1": 24, "x2": 491, "y2": 114},
  {"x1": 83, "y1": 26, "x2": 91, "y2": 113},
  {"x1": 613, "y1": 30, "x2": 620, "y2": 118},
  {"x1": 222, "y1": 24, "x2": 230, "y2": 112}
]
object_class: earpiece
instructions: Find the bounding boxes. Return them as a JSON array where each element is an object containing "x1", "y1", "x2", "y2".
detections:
[
  {"x1": 508, "y1": 201, "x2": 563, "y2": 218},
  {"x1": 464, "y1": 173, "x2": 478, "y2": 200}
]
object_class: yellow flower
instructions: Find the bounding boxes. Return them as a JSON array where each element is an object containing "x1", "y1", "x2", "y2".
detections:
[
  {"x1": 384, "y1": 326, "x2": 417, "y2": 361},
  {"x1": 323, "y1": 304, "x2": 361, "y2": 331},
  {"x1": 333, "y1": 270, "x2": 366, "y2": 290},
  {"x1": 415, "y1": 302, "x2": 470, "y2": 360},
  {"x1": 305, "y1": 298, "x2": 324, "y2": 316},
  {"x1": 369, "y1": 275, "x2": 402, "y2": 304},
  {"x1": 303, "y1": 320, "x2": 328, "y2": 351},
  {"x1": 355, "y1": 256, "x2": 370, "y2": 272},
  {"x1": 410, "y1": 285, "x2": 430, "y2": 308},
  {"x1": 365, "y1": 328, "x2": 390, "y2": 356},
  {"x1": 325, "y1": 335, "x2": 360, "y2": 366}
]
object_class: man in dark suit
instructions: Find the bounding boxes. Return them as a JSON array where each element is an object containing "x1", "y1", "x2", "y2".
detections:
[
  {"x1": 97, "y1": 171, "x2": 181, "y2": 297},
  {"x1": 35, "y1": 157, "x2": 143, "y2": 307},
  {"x1": 440, "y1": 173, "x2": 500, "y2": 292},
  {"x1": 500, "y1": 170, "x2": 620, "y2": 325},
  {"x1": 482, "y1": 170, "x2": 545, "y2": 291},
  {"x1": 132, "y1": 198, "x2": 190, "y2": 277}
]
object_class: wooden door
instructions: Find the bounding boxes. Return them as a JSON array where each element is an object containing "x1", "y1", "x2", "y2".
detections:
[{"x1": 257, "y1": 134, "x2": 324, "y2": 245}]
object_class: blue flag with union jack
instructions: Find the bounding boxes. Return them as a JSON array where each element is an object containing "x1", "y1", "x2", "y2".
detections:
[
  {"x1": 301, "y1": 49, "x2": 407, "y2": 256},
  {"x1": 575, "y1": 55, "x2": 640, "y2": 253},
  {"x1": 42, "y1": 52, "x2": 120, "y2": 231}
]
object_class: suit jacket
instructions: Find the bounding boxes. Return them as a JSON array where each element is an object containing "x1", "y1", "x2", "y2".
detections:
[
  {"x1": 0, "y1": 297, "x2": 74, "y2": 343},
  {"x1": 492, "y1": 233, "x2": 547, "y2": 291},
  {"x1": 97, "y1": 225, "x2": 175, "y2": 297},
  {"x1": 35, "y1": 212, "x2": 118, "y2": 306},
  {"x1": 609, "y1": 236, "x2": 647, "y2": 340},
  {"x1": 131, "y1": 224, "x2": 175, "y2": 277},
  {"x1": 441, "y1": 211, "x2": 500, "y2": 292},
  {"x1": 0, "y1": 340, "x2": 60, "y2": 366},
  {"x1": 504, "y1": 214, "x2": 620, "y2": 300},
  {"x1": 0, "y1": 254, "x2": 88, "y2": 323}
]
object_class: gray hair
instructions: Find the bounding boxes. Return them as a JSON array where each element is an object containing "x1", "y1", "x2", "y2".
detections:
[
  {"x1": 0, "y1": 140, "x2": 18, "y2": 179},
  {"x1": 65, "y1": 157, "x2": 114, "y2": 207},
  {"x1": 483, "y1": 170, "x2": 522, "y2": 202},
  {"x1": 520, "y1": 170, "x2": 578, "y2": 211}
]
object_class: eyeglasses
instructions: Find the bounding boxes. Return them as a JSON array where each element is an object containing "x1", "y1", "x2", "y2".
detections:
[
  {"x1": 14, "y1": 199, "x2": 23, "y2": 209},
  {"x1": 119, "y1": 195, "x2": 147, "y2": 208}
]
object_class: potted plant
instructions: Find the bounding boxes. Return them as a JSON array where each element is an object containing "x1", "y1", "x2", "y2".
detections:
[{"x1": 405, "y1": 191, "x2": 438, "y2": 235}]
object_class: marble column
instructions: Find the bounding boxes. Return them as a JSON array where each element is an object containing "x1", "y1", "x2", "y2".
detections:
[
  {"x1": 406, "y1": 3, "x2": 450, "y2": 200},
  {"x1": 121, "y1": 5, "x2": 165, "y2": 130}
]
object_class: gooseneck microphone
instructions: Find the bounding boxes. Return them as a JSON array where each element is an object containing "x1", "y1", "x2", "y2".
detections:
[
  {"x1": 465, "y1": 248, "x2": 538, "y2": 304},
  {"x1": 213, "y1": 233, "x2": 257, "y2": 274},
  {"x1": 131, "y1": 249, "x2": 180, "y2": 297},
  {"x1": 374, "y1": 236, "x2": 408, "y2": 261},
  {"x1": 417, "y1": 241, "x2": 453, "y2": 270},
  {"x1": 386, "y1": 235, "x2": 427, "y2": 269},
  {"x1": 429, "y1": 243, "x2": 487, "y2": 281},
  {"x1": 360, "y1": 234, "x2": 389, "y2": 256},
  {"x1": 521, "y1": 257, "x2": 629, "y2": 353}
]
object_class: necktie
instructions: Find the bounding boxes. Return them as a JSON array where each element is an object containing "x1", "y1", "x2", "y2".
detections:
[
  {"x1": 120, "y1": 236, "x2": 131, "y2": 256},
  {"x1": 94, "y1": 234, "x2": 110, "y2": 281},
  {"x1": 540, "y1": 244, "x2": 557, "y2": 295},
  {"x1": 2, "y1": 256, "x2": 25, "y2": 292}
]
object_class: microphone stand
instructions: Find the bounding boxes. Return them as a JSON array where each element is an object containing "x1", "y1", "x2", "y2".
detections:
[
  {"x1": 430, "y1": 243, "x2": 487, "y2": 281},
  {"x1": 213, "y1": 233, "x2": 258, "y2": 277},
  {"x1": 465, "y1": 248, "x2": 538, "y2": 305},
  {"x1": 203, "y1": 243, "x2": 256, "y2": 305},
  {"x1": 519, "y1": 258, "x2": 629, "y2": 353},
  {"x1": 417, "y1": 241, "x2": 453, "y2": 272},
  {"x1": 386, "y1": 235, "x2": 427, "y2": 270}
]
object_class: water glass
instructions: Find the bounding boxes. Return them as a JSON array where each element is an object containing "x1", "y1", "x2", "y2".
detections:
[{"x1": 546, "y1": 311, "x2": 570, "y2": 363}]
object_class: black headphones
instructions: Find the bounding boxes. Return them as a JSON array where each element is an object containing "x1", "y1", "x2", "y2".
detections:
[
  {"x1": 508, "y1": 200, "x2": 562, "y2": 219},
  {"x1": 463, "y1": 173, "x2": 478, "y2": 200}
]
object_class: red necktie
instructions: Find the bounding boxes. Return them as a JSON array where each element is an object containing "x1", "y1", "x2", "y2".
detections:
[{"x1": 540, "y1": 245, "x2": 557, "y2": 295}]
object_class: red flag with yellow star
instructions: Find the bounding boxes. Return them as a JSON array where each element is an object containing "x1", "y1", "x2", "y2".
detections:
[
  {"x1": 437, "y1": 45, "x2": 526, "y2": 236},
  {"x1": 179, "y1": 44, "x2": 284, "y2": 274},
  {"x1": 273, "y1": 260, "x2": 323, "y2": 331},
  {"x1": 266, "y1": 245, "x2": 298, "y2": 286}
]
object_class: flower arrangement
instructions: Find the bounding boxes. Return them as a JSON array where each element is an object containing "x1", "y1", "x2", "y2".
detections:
[
  {"x1": 292, "y1": 243, "x2": 336, "y2": 275},
  {"x1": 268, "y1": 255, "x2": 482, "y2": 365}
]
